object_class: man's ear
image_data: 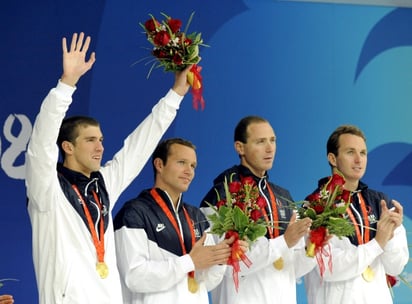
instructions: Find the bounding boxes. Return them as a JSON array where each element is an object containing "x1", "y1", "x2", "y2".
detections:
[
  {"x1": 62, "y1": 141, "x2": 74, "y2": 155},
  {"x1": 327, "y1": 152, "x2": 337, "y2": 167},
  {"x1": 153, "y1": 158, "x2": 163, "y2": 172},
  {"x1": 234, "y1": 141, "x2": 244, "y2": 156}
]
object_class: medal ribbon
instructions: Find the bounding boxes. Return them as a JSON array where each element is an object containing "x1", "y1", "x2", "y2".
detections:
[
  {"x1": 260, "y1": 185, "x2": 280, "y2": 238},
  {"x1": 150, "y1": 188, "x2": 196, "y2": 279},
  {"x1": 346, "y1": 193, "x2": 370, "y2": 245},
  {"x1": 72, "y1": 185, "x2": 105, "y2": 263}
]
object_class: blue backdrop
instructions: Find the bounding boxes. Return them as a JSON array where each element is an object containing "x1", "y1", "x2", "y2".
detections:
[{"x1": 1, "y1": 0, "x2": 411, "y2": 302}]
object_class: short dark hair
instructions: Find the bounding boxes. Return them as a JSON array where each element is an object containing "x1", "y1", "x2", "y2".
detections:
[
  {"x1": 151, "y1": 138, "x2": 196, "y2": 180},
  {"x1": 234, "y1": 116, "x2": 269, "y2": 143},
  {"x1": 327, "y1": 124, "x2": 366, "y2": 156},
  {"x1": 57, "y1": 116, "x2": 100, "y2": 161}
]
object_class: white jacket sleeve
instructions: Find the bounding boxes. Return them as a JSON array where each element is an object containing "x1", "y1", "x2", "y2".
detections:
[
  {"x1": 380, "y1": 224, "x2": 409, "y2": 276},
  {"x1": 321, "y1": 236, "x2": 384, "y2": 282},
  {"x1": 25, "y1": 81, "x2": 75, "y2": 211},
  {"x1": 100, "y1": 89, "x2": 183, "y2": 209},
  {"x1": 115, "y1": 226, "x2": 194, "y2": 293},
  {"x1": 195, "y1": 233, "x2": 227, "y2": 291}
]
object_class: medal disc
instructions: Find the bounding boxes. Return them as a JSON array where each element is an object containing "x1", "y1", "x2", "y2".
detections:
[
  {"x1": 362, "y1": 266, "x2": 374, "y2": 282},
  {"x1": 96, "y1": 262, "x2": 109, "y2": 279},
  {"x1": 188, "y1": 276, "x2": 199, "y2": 293},
  {"x1": 273, "y1": 257, "x2": 284, "y2": 270}
]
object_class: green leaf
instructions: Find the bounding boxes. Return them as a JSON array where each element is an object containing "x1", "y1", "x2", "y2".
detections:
[{"x1": 233, "y1": 206, "x2": 249, "y2": 231}]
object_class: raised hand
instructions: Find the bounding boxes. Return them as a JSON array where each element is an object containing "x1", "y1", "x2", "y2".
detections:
[
  {"x1": 61, "y1": 32, "x2": 96, "y2": 87},
  {"x1": 172, "y1": 64, "x2": 193, "y2": 96}
]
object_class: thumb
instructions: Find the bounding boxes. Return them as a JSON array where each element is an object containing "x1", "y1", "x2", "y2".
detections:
[
  {"x1": 288, "y1": 212, "x2": 297, "y2": 226},
  {"x1": 196, "y1": 232, "x2": 207, "y2": 245},
  {"x1": 380, "y1": 199, "x2": 388, "y2": 212}
]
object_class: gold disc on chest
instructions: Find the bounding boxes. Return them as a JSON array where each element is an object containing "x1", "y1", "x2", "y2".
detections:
[
  {"x1": 188, "y1": 276, "x2": 199, "y2": 293},
  {"x1": 273, "y1": 257, "x2": 284, "y2": 270},
  {"x1": 362, "y1": 266, "x2": 375, "y2": 282},
  {"x1": 96, "y1": 262, "x2": 109, "y2": 279}
]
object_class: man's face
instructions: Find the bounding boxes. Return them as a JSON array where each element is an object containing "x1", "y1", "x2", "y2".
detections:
[
  {"x1": 236, "y1": 122, "x2": 276, "y2": 178},
  {"x1": 329, "y1": 133, "x2": 367, "y2": 184},
  {"x1": 66, "y1": 125, "x2": 104, "y2": 177},
  {"x1": 155, "y1": 143, "x2": 197, "y2": 199}
]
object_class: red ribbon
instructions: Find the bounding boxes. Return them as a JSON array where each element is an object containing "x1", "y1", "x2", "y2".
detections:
[
  {"x1": 189, "y1": 64, "x2": 205, "y2": 110},
  {"x1": 309, "y1": 226, "x2": 332, "y2": 279},
  {"x1": 225, "y1": 232, "x2": 252, "y2": 292}
]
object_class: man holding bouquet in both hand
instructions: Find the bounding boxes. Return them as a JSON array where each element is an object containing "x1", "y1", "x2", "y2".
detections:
[
  {"x1": 304, "y1": 125, "x2": 409, "y2": 304},
  {"x1": 200, "y1": 116, "x2": 316, "y2": 304}
]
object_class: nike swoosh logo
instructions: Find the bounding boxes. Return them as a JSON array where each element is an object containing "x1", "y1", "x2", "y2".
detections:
[{"x1": 156, "y1": 223, "x2": 165, "y2": 232}]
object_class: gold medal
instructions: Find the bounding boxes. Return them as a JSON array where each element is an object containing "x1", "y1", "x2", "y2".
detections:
[
  {"x1": 362, "y1": 266, "x2": 374, "y2": 282},
  {"x1": 96, "y1": 262, "x2": 109, "y2": 279},
  {"x1": 273, "y1": 257, "x2": 284, "y2": 270},
  {"x1": 188, "y1": 276, "x2": 199, "y2": 293}
]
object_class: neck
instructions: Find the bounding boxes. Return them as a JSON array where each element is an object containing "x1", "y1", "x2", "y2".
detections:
[
  {"x1": 344, "y1": 180, "x2": 359, "y2": 192},
  {"x1": 155, "y1": 186, "x2": 180, "y2": 208}
]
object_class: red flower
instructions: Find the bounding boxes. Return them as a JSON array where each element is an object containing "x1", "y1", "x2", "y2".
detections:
[
  {"x1": 144, "y1": 19, "x2": 160, "y2": 32},
  {"x1": 234, "y1": 201, "x2": 245, "y2": 211},
  {"x1": 216, "y1": 200, "x2": 225, "y2": 208},
  {"x1": 167, "y1": 18, "x2": 182, "y2": 33},
  {"x1": 313, "y1": 204, "x2": 325, "y2": 214},
  {"x1": 229, "y1": 181, "x2": 242, "y2": 193},
  {"x1": 173, "y1": 54, "x2": 183, "y2": 65},
  {"x1": 152, "y1": 49, "x2": 168, "y2": 59},
  {"x1": 326, "y1": 173, "x2": 345, "y2": 191},
  {"x1": 340, "y1": 189, "x2": 351, "y2": 203},
  {"x1": 306, "y1": 192, "x2": 321, "y2": 202},
  {"x1": 153, "y1": 31, "x2": 170, "y2": 46},
  {"x1": 250, "y1": 209, "x2": 262, "y2": 221},
  {"x1": 256, "y1": 196, "x2": 266, "y2": 209},
  {"x1": 241, "y1": 176, "x2": 255, "y2": 186}
]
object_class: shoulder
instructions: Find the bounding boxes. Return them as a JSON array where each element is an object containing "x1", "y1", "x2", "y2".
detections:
[
  {"x1": 268, "y1": 181, "x2": 293, "y2": 200},
  {"x1": 183, "y1": 203, "x2": 205, "y2": 218},
  {"x1": 200, "y1": 165, "x2": 240, "y2": 207},
  {"x1": 183, "y1": 203, "x2": 209, "y2": 229},
  {"x1": 114, "y1": 190, "x2": 153, "y2": 230}
]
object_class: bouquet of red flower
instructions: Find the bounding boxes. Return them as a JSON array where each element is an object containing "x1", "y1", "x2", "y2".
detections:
[
  {"x1": 298, "y1": 173, "x2": 355, "y2": 277},
  {"x1": 206, "y1": 175, "x2": 268, "y2": 291},
  {"x1": 139, "y1": 12, "x2": 206, "y2": 110}
]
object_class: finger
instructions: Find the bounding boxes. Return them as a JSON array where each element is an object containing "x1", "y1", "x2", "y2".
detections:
[
  {"x1": 387, "y1": 212, "x2": 402, "y2": 227},
  {"x1": 221, "y1": 235, "x2": 235, "y2": 245},
  {"x1": 391, "y1": 200, "x2": 403, "y2": 216},
  {"x1": 81, "y1": 35, "x2": 92, "y2": 53},
  {"x1": 87, "y1": 52, "x2": 97, "y2": 67},
  {"x1": 194, "y1": 233, "x2": 207, "y2": 247},
  {"x1": 62, "y1": 37, "x2": 68, "y2": 53},
  {"x1": 76, "y1": 32, "x2": 85, "y2": 51},
  {"x1": 70, "y1": 33, "x2": 78, "y2": 52},
  {"x1": 199, "y1": 232, "x2": 207, "y2": 243},
  {"x1": 288, "y1": 212, "x2": 297, "y2": 226},
  {"x1": 380, "y1": 200, "x2": 388, "y2": 212}
]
